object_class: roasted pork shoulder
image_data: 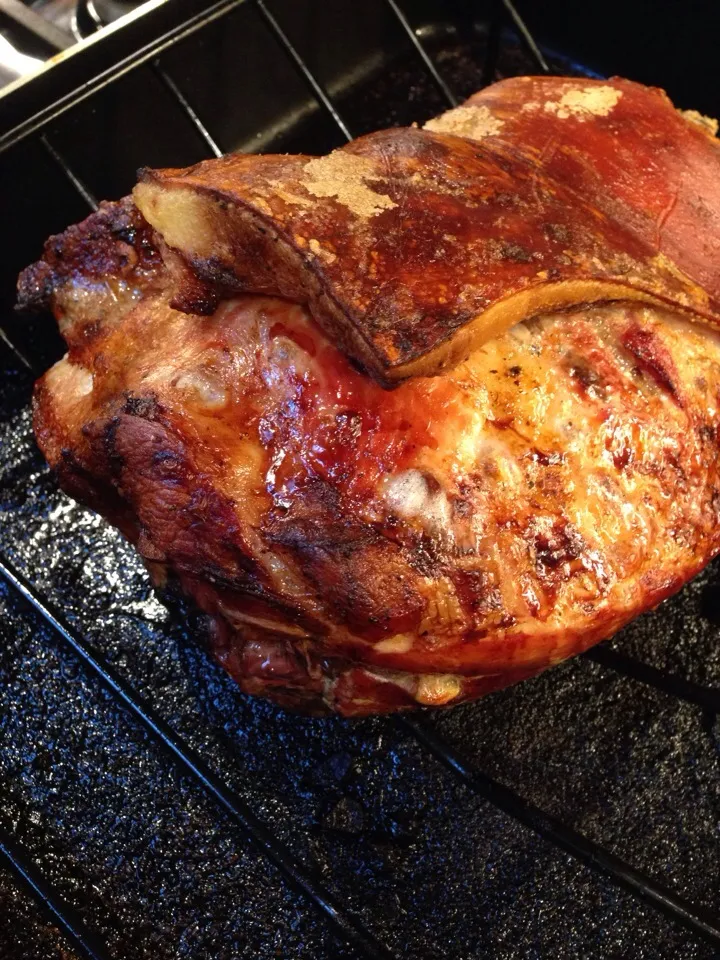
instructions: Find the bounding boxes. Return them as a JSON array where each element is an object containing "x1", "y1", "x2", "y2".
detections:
[{"x1": 18, "y1": 77, "x2": 720, "y2": 715}]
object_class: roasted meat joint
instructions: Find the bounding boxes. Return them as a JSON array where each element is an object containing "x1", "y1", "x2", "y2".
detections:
[{"x1": 18, "y1": 76, "x2": 720, "y2": 716}]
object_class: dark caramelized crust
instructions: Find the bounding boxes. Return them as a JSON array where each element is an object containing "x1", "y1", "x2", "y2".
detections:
[
  {"x1": 132, "y1": 81, "x2": 720, "y2": 384},
  {"x1": 17, "y1": 197, "x2": 163, "y2": 352}
]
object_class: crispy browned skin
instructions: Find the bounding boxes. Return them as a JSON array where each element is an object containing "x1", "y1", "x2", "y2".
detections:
[
  {"x1": 133, "y1": 78, "x2": 720, "y2": 384},
  {"x1": 18, "y1": 77, "x2": 720, "y2": 715},
  {"x1": 429, "y1": 77, "x2": 720, "y2": 304}
]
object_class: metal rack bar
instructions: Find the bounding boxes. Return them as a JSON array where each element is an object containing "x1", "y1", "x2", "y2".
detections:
[
  {"x1": 383, "y1": 0, "x2": 458, "y2": 107},
  {"x1": 0, "y1": 326, "x2": 32, "y2": 371},
  {"x1": 400, "y1": 715, "x2": 720, "y2": 949},
  {"x1": 2, "y1": 536, "x2": 715, "y2": 954},
  {"x1": 74, "y1": 0, "x2": 354, "y2": 161},
  {"x1": 0, "y1": 0, "x2": 98, "y2": 210},
  {"x1": 153, "y1": 62, "x2": 224, "y2": 157},
  {"x1": 0, "y1": 0, "x2": 248, "y2": 154},
  {"x1": 13, "y1": 0, "x2": 494, "y2": 253},
  {"x1": 0, "y1": 823, "x2": 109, "y2": 960},
  {"x1": 0, "y1": 554, "x2": 394, "y2": 960},
  {"x1": 41, "y1": 134, "x2": 98, "y2": 210},
  {"x1": 501, "y1": 0, "x2": 549, "y2": 73},
  {"x1": 73, "y1": 0, "x2": 225, "y2": 159},
  {"x1": 254, "y1": 0, "x2": 353, "y2": 141},
  {"x1": 584, "y1": 645, "x2": 720, "y2": 714}
]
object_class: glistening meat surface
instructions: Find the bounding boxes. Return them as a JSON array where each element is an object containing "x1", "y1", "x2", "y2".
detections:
[
  {"x1": 19, "y1": 76, "x2": 720, "y2": 715},
  {"x1": 33, "y1": 284, "x2": 720, "y2": 714}
]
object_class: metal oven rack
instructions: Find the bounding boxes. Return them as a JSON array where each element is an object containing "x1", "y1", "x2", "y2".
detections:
[{"x1": 0, "y1": 2, "x2": 719, "y2": 958}]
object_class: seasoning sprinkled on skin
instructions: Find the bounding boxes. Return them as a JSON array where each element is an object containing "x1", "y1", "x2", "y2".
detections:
[
  {"x1": 425, "y1": 104, "x2": 504, "y2": 139},
  {"x1": 301, "y1": 152, "x2": 398, "y2": 218},
  {"x1": 522, "y1": 85, "x2": 623, "y2": 121}
]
